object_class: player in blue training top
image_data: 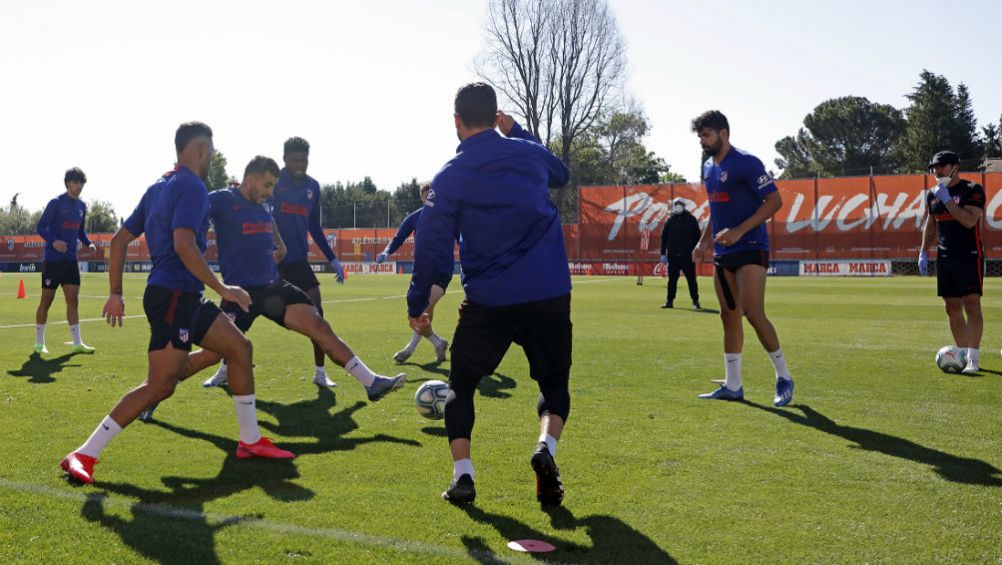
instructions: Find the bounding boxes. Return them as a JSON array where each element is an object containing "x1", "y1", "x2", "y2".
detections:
[
  {"x1": 34, "y1": 166, "x2": 98, "y2": 355},
  {"x1": 139, "y1": 156, "x2": 404, "y2": 419},
  {"x1": 376, "y1": 181, "x2": 451, "y2": 364},
  {"x1": 690, "y1": 110, "x2": 794, "y2": 407},
  {"x1": 408, "y1": 83, "x2": 572, "y2": 506},
  {"x1": 59, "y1": 123, "x2": 294, "y2": 486},
  {"x1": 204, "y1": 136, "x2": 345, "y2": 388}
]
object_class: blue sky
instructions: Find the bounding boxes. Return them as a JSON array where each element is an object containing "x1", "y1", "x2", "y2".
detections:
[{"x1": 1, "y1": 0, "x2": 999, "y2": 216}]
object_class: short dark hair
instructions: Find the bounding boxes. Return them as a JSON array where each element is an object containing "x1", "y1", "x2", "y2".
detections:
[
  {"x1": 455, "y1": 82, "x2": 497, "y2": 129},
  {"x1": 690, "y1": 110, "x2": 729, "y2": 133},
  {"x1": 175, "y1": 121, "x2": 213, "y2": 153},
  {"x1": 244, "y1": 155, "x2": 280, "y2": 178},
  {"x1": 64, "y1": 167, "x2": 87, "y2": 186},
  {"x1": 284, "y1": 137, "x2": 310, "y2": 155}
]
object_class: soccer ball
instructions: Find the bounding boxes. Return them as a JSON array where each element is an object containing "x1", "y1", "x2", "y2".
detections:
[
  {"x1": 415, "y1": 380, "x2": 450, "y2": 420},
  {"x1": 935, "y1": 346, "x2": 966, "y2": 374}
]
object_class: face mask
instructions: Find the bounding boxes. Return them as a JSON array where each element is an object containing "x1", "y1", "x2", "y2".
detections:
[
  {"x1": 936, "y1": 165, "x2": 955, "y2": 186},
  {"x1": 672, "y1": 204, "x2": 685, "y2": 215}
]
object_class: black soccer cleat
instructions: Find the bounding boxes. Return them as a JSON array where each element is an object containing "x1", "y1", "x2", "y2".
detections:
[
  {"x1": 442, "y1": 473, "x2": 476, "y2": 504},
  {"x1": 530, "y1": 442, "x2": 564, "y2": 506},
  {"x1": 660, "y1": 301, "x2": 673, "y2": 309},
  {"x1": 138, "y1": 402, "x2": 159, "y2": 423}
]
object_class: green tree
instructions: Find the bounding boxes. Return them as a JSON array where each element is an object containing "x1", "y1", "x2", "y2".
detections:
[
  {"x1": 901, "y1": 70, "x2": 983, "y2": 171},
  {"x1": 206, "y1": 149, "x2": 233, "y2": 191},
  {"x1": 0, "y1": 193, "x2": 42, "y2": 235},
  {"x1": 85, "y1": 200, "x2": 118, "y2": 233},
  {"x1": 982, "y1": 123, "x2": 1002, "y2": 159},
  {"x1": 774, "y1": 96, "x2": 906, "y2": 178}
]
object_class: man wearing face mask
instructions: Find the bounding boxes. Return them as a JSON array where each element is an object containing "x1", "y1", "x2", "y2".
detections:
[
  {"x1": 659, "y1": 197, "x2": 702, "y2": 309},
  {"x1": 919, "y1": 150, "x2": 985, "y2": 374}
]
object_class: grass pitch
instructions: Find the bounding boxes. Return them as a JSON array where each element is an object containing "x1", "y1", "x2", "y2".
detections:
[{"x1": 1, "y1": 273, "x2": 1001, "y2": 564}]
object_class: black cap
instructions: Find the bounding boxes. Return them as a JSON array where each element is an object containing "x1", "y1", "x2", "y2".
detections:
[{"x1": 928, "y1": 151, "x2": 960, "y2": 171}]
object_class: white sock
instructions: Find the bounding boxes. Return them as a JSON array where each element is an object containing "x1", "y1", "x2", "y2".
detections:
[
  {"x1": 539, "y1": 433, "x2": 558, "y2": 458},
  {"x1": 967, "y1": 348, "x2": 980, "y2": 366},
  {"x1": 315, "y1": 365, "x2": 326, "y2": 376},
  {"x1": 724, "y1": 353, "x2": 742, "y2": 391},
  {"x1": 406, "y1": 332, "x2": 421, "y2": 351},
  {"x1": 768, "y1": 347, "x2": 792, "y2": 380},
  {"x1": 453, "y1": 458, "x2": 475, "y2": 480},
  {"x1": 344, "y1": 356, "x2": 376, "y2": 387},
  {"x1": 232, "y1": 394, "x2": 262, "y2": 445},
  {"x1": 425, "y1": 333, "x2": 444, "y2": 348},
  {"x1": 69, "y1": 324, "x2": 82, "y2": 346},
  {"x1": 35, "y1": 324, "x2": 45, "y2": 346},
  {"x1": 76, "y1": 415, "x2": 123, "y2": 459}
]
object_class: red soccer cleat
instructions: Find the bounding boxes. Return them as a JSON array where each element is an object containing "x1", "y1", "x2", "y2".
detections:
[
  {"x1": 60, "y1": 452, "x2": 98, "y2": 484},
  {"x1": 236, "y1": 437, "x2": 296, "y2": 460}
]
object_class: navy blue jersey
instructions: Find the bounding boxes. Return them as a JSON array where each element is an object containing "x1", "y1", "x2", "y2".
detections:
[
  {"x1": 270, "y1": 169, "x2": 336, "y2": 264},
  {"x1": 123, "y1": 167, "x2": 210, "y2": 292},
  {"x1": 37, "y1": 193, "x2": 92, "y2": 262},
  {"x1": 703, "y1": 147, "x2": 777, "y2": 256},
  {"x1": 407, "y1": 121, "x2": 571, "y2": 318},
  {"x1": 384, "y1": 207, "x2": 455, "y2": 275},
  {"x1": 209, "y1": 187, "x2": 277, "y2": 287}
]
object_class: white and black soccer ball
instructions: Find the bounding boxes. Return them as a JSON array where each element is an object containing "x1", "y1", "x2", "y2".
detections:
[
  {"x1": 414, "y1": 380, "x2": 450, "y2": 419},
  {"x1": 935, "y1": 346, "x2": 966, "y2": 374}
]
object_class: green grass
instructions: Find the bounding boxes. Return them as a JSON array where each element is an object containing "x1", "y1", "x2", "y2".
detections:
[{"x1": 1, "y1": 273, "x2": 1001, "y2": 564}]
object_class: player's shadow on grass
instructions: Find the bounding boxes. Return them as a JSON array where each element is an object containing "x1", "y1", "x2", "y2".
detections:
[
  {"x1": 84, "y1": 427, "x2": 311, "y2": 565},
  {"x1": 455, "y1": 504, "x2": 677, "y2": 564},
  {"x1": 477, "y1": 372, "x2": 516, "y2": 399},
  {"x1": 746, "y1": 402, "x2": 1002, "y2": 487},
  {"x1": 7, "y1": 352, "x2": 83, "y2": 383},
  {"x1": 400, "y1": 360, "x2": 451, "y2": 380}
]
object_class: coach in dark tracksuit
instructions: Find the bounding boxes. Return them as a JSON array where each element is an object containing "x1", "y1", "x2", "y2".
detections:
[
  {"x1": 408, "y1": 82, "x2": 571, "y2": 507},
  {"x1": 660, "y1": 197, "x2": 701, "y2": 309}
]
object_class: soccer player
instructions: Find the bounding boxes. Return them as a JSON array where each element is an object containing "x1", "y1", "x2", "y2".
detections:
[
  {"x1": 376, "y1": 181, "x2": 451, "y2": 364},
  {"x1": 59, "y1": 122, "x2": 294, "y2": 485},
  {"x1": 143, "y1": 156, "x2": 405, "y2": 413},
  {"x1": 204, "y1": 137, "x2": 344, "y2": 387},
  {"x1": 918, "y1": 150, "x2": 985, "y2": 374},
  {"x1": 659, "y1": 197, "x2": 702, "y2": 310},
  {"x1": 34, "y1": 167, "x2": 97, "y2": 354},
  {"x1": 409, "y1": 83, "x2": 572, "y2": 506},
  {"x1": 690, "y1": 110, "x2": 794, "y2": 407}
]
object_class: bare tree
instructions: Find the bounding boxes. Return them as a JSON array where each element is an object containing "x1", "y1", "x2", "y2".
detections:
[{"x1": 476, "y1": 0, "x2": 627, "y2": 169}]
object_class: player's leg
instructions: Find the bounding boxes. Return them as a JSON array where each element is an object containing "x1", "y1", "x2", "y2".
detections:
[
  {"x1": 683, "y1": 258, "x2": 701, "y2": 309},
  {"x1": 62, "y1": 284, "x2": 93, "y2": 353},
  {"x1": 736, "y1": 262, "x2": 793, "y2": 406},
  {"x1": 961, "y1": 293, "x2": 982, "y2": 373},
  {"x1": 282, "y1": 302, "x2": 406, "y2": 399},
  {"x1": 304, "y1": 284, "x2": 329, "y2": 379},
  {"x1": 424, "y1": 283, "x2": 449, "y2": 362},
  {"x1": 442, "y1": 301, "x2": 511, "y2": 503},
  {"x1": 943, "y1": 297, "x2": 967, "y2": 348},
  {"x1": 519, "y1": 294, "x2": 571, "y2": 506},
  {"x1": 699, "y1": 263, "x2": 745, "y2": 400},
  {"x1": 34, "y1": 287, "x2": 57, "y2": 353},
  {"x1": 664, "y1": 261, "x2": 681, "y2": 308}
]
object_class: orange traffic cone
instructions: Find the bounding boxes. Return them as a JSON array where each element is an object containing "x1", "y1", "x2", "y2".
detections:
[{"x1": 16, "y1": 278, "x2": 26, "y2": 299}]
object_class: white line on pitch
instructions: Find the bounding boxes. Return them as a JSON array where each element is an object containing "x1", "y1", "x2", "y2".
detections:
[
  {"x1": 0, "y1": 478, "x2": 559, "y2": 564},
  {"x1": 0, "y1": 315, "x2": 145, "y2": 330}
]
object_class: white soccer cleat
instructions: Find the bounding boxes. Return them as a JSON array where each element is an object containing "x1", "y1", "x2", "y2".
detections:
[
  {"x1": 962, "y1": 361, "x2": 979, "y2": 375},
  {"x1": 312, "y1": 373, "x2": 337, "y2": 388},
  {"x1": 202, "y1": 366, "x2": 228, "y2": 388},
  {"x1": 434, "y1": 339, "x2": 449, "y2": 363}
]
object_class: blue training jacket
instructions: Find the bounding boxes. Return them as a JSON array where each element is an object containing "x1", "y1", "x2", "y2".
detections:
[{"x1": 407, "y1": 122, "x2": 571, "y2": 317}]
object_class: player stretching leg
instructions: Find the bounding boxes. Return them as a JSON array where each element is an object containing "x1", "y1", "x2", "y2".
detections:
[
  {"x1": 34, "y1": 167, "x2": 98, "y2": 354},
  {"x1": 59, "y1": 123, "x2": 293, "y2": 485},
  {"x1": 376, "y1": 181, "x2": 451, "y2": 364},
  {"x1": 918, "y1": 150, "x2": 985, "y2": 374},
  {"x1": 140, "y1": 157, "x2": 405, "y2": 421},
  {"x1": 203, "y1": 137, "x2": 344, "y2": 388},
  {"x1": 690, "y1": 110, "x2": 794, "y2": 407}
]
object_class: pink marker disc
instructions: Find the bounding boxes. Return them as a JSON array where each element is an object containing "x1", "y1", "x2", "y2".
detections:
[{"x1": 507, "y1": 539, "x2": 556, "y2": 553}]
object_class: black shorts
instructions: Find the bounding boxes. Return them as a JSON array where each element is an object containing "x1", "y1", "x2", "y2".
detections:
[
  {"x1": 937, "y1": 257, "x2": 983, "y2": 298},
  {"x1": 221, "y1": 279, "x2": 314, "y2": 332},
  {"x1": 278, "y1": 261, "x2": 320, "y2": 293},
  {"x1": 435, "y1": 272, "x2": 453, "y2": 291},
  {"x1": 41, "y1": 260, "x2": 80, "y2": 289},
  {"x1": 450, "y1": 294, "x2": 572, "y2": 385},
  {"x1": 143, "y1": 285, "x2": 221, "y2": 352},
  {"x1": 714, "y1": 250, "x2": 769, "y2": 273}
]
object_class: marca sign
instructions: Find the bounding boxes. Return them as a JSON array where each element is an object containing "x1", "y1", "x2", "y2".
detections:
[{"x1": 800, "y1": 260, "x2": 891, "y2": 277}]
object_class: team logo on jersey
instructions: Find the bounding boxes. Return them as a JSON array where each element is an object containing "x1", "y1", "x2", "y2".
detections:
[
  {"x1": 719, "y1": 171, "x2": 728, "y2": 183},
  {"x1": 178, "y1": 328, "x2": 190, "y2": 344},
  {"x1": 44, "y1": 278, "x2": 51, "y2": 286},
  {"x1": 6, "y1": 239, "x2": 13, "y2": 252},
  {"x1": 757, "y1": 174, "x2": 772, "y2": 190},
  {"x1": 306, "y1": 189, "x2": 314, "y2": 200}
]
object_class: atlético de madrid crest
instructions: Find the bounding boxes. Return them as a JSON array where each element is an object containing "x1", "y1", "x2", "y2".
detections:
[
  {"x1": 306, "y1": 189, "x2": 314, "y2": 200},
  {"x1": 719, "y1": 170, "x2": 729, "y2": 183}
]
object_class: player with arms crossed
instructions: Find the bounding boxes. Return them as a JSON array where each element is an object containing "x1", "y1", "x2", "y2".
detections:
[
  {"x1": 918, "y1": 150, "x2": 985, "y2": 374},
  {"x1": 409, "y1": 83, "x2": 573, "y2": 506},
  {"x1": 376, "y1": 181, "x2": 451, "y2": 364},
  {"x1": 60, "y1": 122, "x2": 293, "y2": 485},
  {"x1": 691, "y1": 110, "x2": 794, "y2": 407},
  {"x1": 34, "y1": 167, "x2": 98, "y2": 354},
  {"x1": 203, "y1": 137, "x2": 344, "y2": 388},
  {"x1": 141, "y1": 156, "x2": 405, "y2": 420}
]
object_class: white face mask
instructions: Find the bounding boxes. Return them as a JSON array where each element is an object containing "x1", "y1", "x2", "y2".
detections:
[
  {"x1": 672, "y1": 204, "x2": 685, "y2": 215},
  {"x1": 936, "y1": 165, "x2": 955, "y2": 186}
]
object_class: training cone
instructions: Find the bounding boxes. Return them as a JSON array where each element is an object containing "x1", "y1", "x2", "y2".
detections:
[{"x1": 16, "y1": 278, "x2": 26, "y2": 299}]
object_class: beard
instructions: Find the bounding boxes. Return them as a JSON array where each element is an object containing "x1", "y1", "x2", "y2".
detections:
[{"x1": 701, "y1": 139, "x2": 723, "y2": 156}]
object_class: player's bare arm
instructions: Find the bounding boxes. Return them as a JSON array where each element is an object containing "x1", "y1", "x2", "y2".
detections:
[
  {"x1": 715, "y1": 192, "x2": 782, "y2": 247},
  {"x1": 102, "y1": 227, "x2": 137, "y2": 326}
]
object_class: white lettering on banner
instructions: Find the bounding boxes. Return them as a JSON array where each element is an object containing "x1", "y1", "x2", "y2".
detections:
[
  {"x1": 786, "y1": 194, "x2": 838, "y2": 233},
  {"x1": 604, "y1": 194, "x2": 651, "y2": 240},
  {"x1": 986, "y1": 189, "x2": 1002, "y2": 229},
  {"x1": 892, "y1": 192, "x2": 927, "y2": 230},
  {"x1": 800, "y1": 260, "x2": 890, "y2": 276},
  {"x1": 836, "y1": 194, "x2": 870, "y2": 230},
  {"x1": 638, "y1": 202, "x2": 669, "y2": 233}
]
